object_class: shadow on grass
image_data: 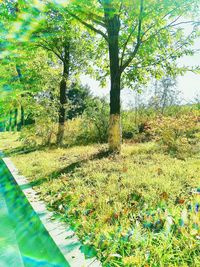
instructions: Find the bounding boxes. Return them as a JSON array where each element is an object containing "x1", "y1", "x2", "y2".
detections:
[
  {"x1": 20, "y1": 148, "x2": 111, "y2": 190},
  {"x1": 3, "y1": 143, "x2": 60, "y2": 157},
  {"x1": 4, "y1": 145, "x2": 37, "y2": 157}
]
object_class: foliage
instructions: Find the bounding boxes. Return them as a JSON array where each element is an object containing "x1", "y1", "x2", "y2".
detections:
[
  {"x1": 18, "y1": 96, "x2": 109, "y2": 147},
  {"x1": 62, "y1": 97, "x2": 109, "y2": 146},
  {"x1": 19, "y1": 87, "x2": 59, "y2": 147},
  {"x1": 82, "y1": 97, "x2": 109, "y2": 143},
  {"x1": 66, "y1": 82, "x2": 92, "y2": 120},
  {"x1": 66, "y1": 0, "x2": 200, "y2": 88},
  {"x1": 148, "y1": 111, "x2": 200, "y2": 158},
  {"x1": 121, "y1": 111, "x2": 138, "y2": 140},
  {"x1": 20, "y1": 122, "x2": 57, "y2": 147}
]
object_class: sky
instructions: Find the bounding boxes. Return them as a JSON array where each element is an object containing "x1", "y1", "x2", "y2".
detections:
[{"x1": 81, "y1": 36, "x2": 200, "y2": 108}]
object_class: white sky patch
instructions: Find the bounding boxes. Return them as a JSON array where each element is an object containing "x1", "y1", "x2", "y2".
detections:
[{"x1": 52, "y1": 0, "x2": 69, "y2": 7}]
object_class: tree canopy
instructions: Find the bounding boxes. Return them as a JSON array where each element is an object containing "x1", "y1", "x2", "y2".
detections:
[{"x1": 0, "y1": 0, "x2": 200, "y2": 151}]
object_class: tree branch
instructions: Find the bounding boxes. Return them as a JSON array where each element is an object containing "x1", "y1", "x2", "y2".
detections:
[
  {"x1": 119, "y1": 24, "x2": 137, "y2": 68},
  {"x1": 36, "y1": 42, "x2": 63, "y2": 61},
  {"x1": 130, "y1": 30, "x2": 196, "y2": 70},
  {"x1": 141, "y1": 17, "x2": 197, "y2": 45},
  {"x1": 120, "y1": 0, "x2": 144, "y2": 73},
  {"x1": 76, "y1": 6, "x2": 106, "y2": 28},
  {"x1": 66, "y1": 9, "x2": 108, "y2": 42},
  {"x1": 142, "y1": 0, "x2": 190, "y2": 36},
  {"x1": 170, "y1": 20, "x2": 200, "y2": 27}
]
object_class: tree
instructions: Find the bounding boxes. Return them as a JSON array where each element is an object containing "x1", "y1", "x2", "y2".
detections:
[
  {"x1": 34, "y1": 9, "x2": 70, "y2": 144},
  {"x1": 66, "y1": 82, "x2": 92, "y2": 119},
  {"x1": 0, "y1": 1, "x2": 38, "y2": 131},
  {"x1": 0, "y1": 1, "x2": 67, "y2": 135},
  {"x1": 63, "y1": 0, "x2": 200, "y2": 153},
  {"x1": 148, "y1": 77, "x2": 181, "y2": 113},
  {"x1": 31, "y1": 3, "x2": 93, "y2": 144}
]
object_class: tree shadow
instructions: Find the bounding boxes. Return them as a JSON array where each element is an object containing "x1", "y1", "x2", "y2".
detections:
[
  {"x1": 4, "y1": 145, "x2": 37, "y2": 157},
  {"x1": 20, "y1": 148, "x2": 111, "y2": 190},
  {"x1": 3, "y1": 144, "x2": 59, "y2": 157}
]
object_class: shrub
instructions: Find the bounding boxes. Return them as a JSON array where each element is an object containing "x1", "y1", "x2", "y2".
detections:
[
  {"x1": 122, "y1": 111, "x2": 137, "y2": 140},
  {"x1": 148, "y1": 111, "x2": 200, "y2": 158},
  {"x1": 20, "y1": 119, "x2": 57, "y2": 147},
  {"x1": 19, "y1": 125, "x2": 37, "y2": 147},
  {"x1": 81, "y1": 98, "x2": 109, "y2": 144},
  {"x1": 62, "y1": 98, "x2": 110, "y2": 146},
  {"x1": 63, "y1": 117, "x2": 85, "y2": 146}
]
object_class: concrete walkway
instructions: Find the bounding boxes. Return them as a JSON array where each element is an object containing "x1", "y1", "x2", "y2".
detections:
[
  {"x1": 1, "y1": 156, "x2": 101, "y2": 267},
  {"x1": 0, "y1": 190, "x2": 24, "y2": 267},
  {"x1": 0, "y1": 158, "x2": 70, "y2": 267}
]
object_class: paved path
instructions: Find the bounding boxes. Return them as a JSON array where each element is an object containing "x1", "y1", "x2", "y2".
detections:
[
  {"x1": 0, "y1": 155, "x2": 101, "y2": 267},
  {"x1": 0, "y1": 158, "x2": 70, "y2": 267},
  {"x1": 0, "y1": 190, "x2": 24, "y2": 267}
]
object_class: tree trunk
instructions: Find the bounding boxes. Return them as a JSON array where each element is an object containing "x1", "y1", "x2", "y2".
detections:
[
  {"x1": 20, "y1": 105, "x2": 24, "y2": 129},
  {"x1": 105, "y1": 10, "x2": 121, "y2": 153},
  {"x1": 5, "y1": 113, "x2": 9, "y2": 131},
  {"x1": 57, "y1": 43, "x2": 70, "y2": 145},
  {"x1": 57, "y1": 77, "x2": 67, "y2": 144},
  {"x1": 16, "y1": 66, "x2": 25, "y2": 131},
  {"x1": 9, "y1": 110, "x2": 12, "y2": 132},
  {"x1": 14, "y1": 108, "x2": 18, "y2": 131},
  {"x1": 109, "y1": 74, "x2": 121, "y2": 153}
]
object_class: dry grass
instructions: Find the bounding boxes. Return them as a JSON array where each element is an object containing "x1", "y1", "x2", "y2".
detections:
[{"x1": 0, "y1": 132, "x2": 199, "y2": 266}]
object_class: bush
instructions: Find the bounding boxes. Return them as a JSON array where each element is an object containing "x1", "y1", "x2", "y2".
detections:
[
  {"x1": 148, "y1": 111, "x2": 200, "y2": 158},
  {"x1": 122, "y1": 111, "x2": 153, "y2": 143},
  {"x1": 122, "y1": 111, "x2": 137, "y2": 140},
  {"x1": 81, "y1": 98, "x2": 109, "y2": 144},
  {"x1": 20, "y1": 119, "x2": 57, "y2": 147},
  {"x1": 19, "y1": 125, "x2": 37, "y2": 147},
  {"x1": 62, "y1": 98, "x2": 110, "y2": 146},
  {"x1": 19, "y1": 97, "x2": 110, "y2": 148},
  {"x1": 63, "y1": 117, "x2": 85, "y2": 146}
]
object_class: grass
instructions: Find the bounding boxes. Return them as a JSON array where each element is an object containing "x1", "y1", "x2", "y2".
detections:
[{"x1": 0, "y1": 132, "x2": 199, "y2": 266}]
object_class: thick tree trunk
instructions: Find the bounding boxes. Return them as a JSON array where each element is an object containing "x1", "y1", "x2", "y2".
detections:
[
  {"x1": 57, "y1": 42, "x2": 70, "y2": 145},
  {"x1": 109, "y1": 74, "x2": 121, "y2": 153},
  {"x1": 106, "y1": 10, "x2": 121, "y2": 153},
  {"x1": 57, "y1": 77, "x2": 67, "y2": 145}
]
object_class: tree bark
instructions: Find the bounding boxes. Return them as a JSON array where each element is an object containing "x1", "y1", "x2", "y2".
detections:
[
  {"x1": 14, "y1": 108, "x2": 18, "y2": 131},
  {"x1": 109, "y1": 72, "x2": 121, "y2": 153},
  {"x1": 57, "y1": 42, "x2": 70, "y2": 145},
  {"x1": 20, "y1": 105, "x2": 24, "y2": 129},
  {"x1": 9, "y1": 110, "x2": 12, "y2": 132},
  {"x1": 105, "y1": 7, "x2": 121, "y2": 153},
  {"x1": 57, "y1": 77, "x2": 67, "y2": 144},
  {"x1": 16, "y1": 66, "x2": 25, "y2": 131}
]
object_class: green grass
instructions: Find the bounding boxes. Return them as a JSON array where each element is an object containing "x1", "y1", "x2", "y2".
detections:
[{"x1": 0, "y1": 132, "x2": 199, "y2": 266}]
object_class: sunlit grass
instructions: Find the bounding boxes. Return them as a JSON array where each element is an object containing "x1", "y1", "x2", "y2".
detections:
[
  {"x1": 0, "y1": 132, "x2": 199, "y2": 266},
  {"x1": 0, "y1": 132, "x2": 21, "y2": 152}
]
